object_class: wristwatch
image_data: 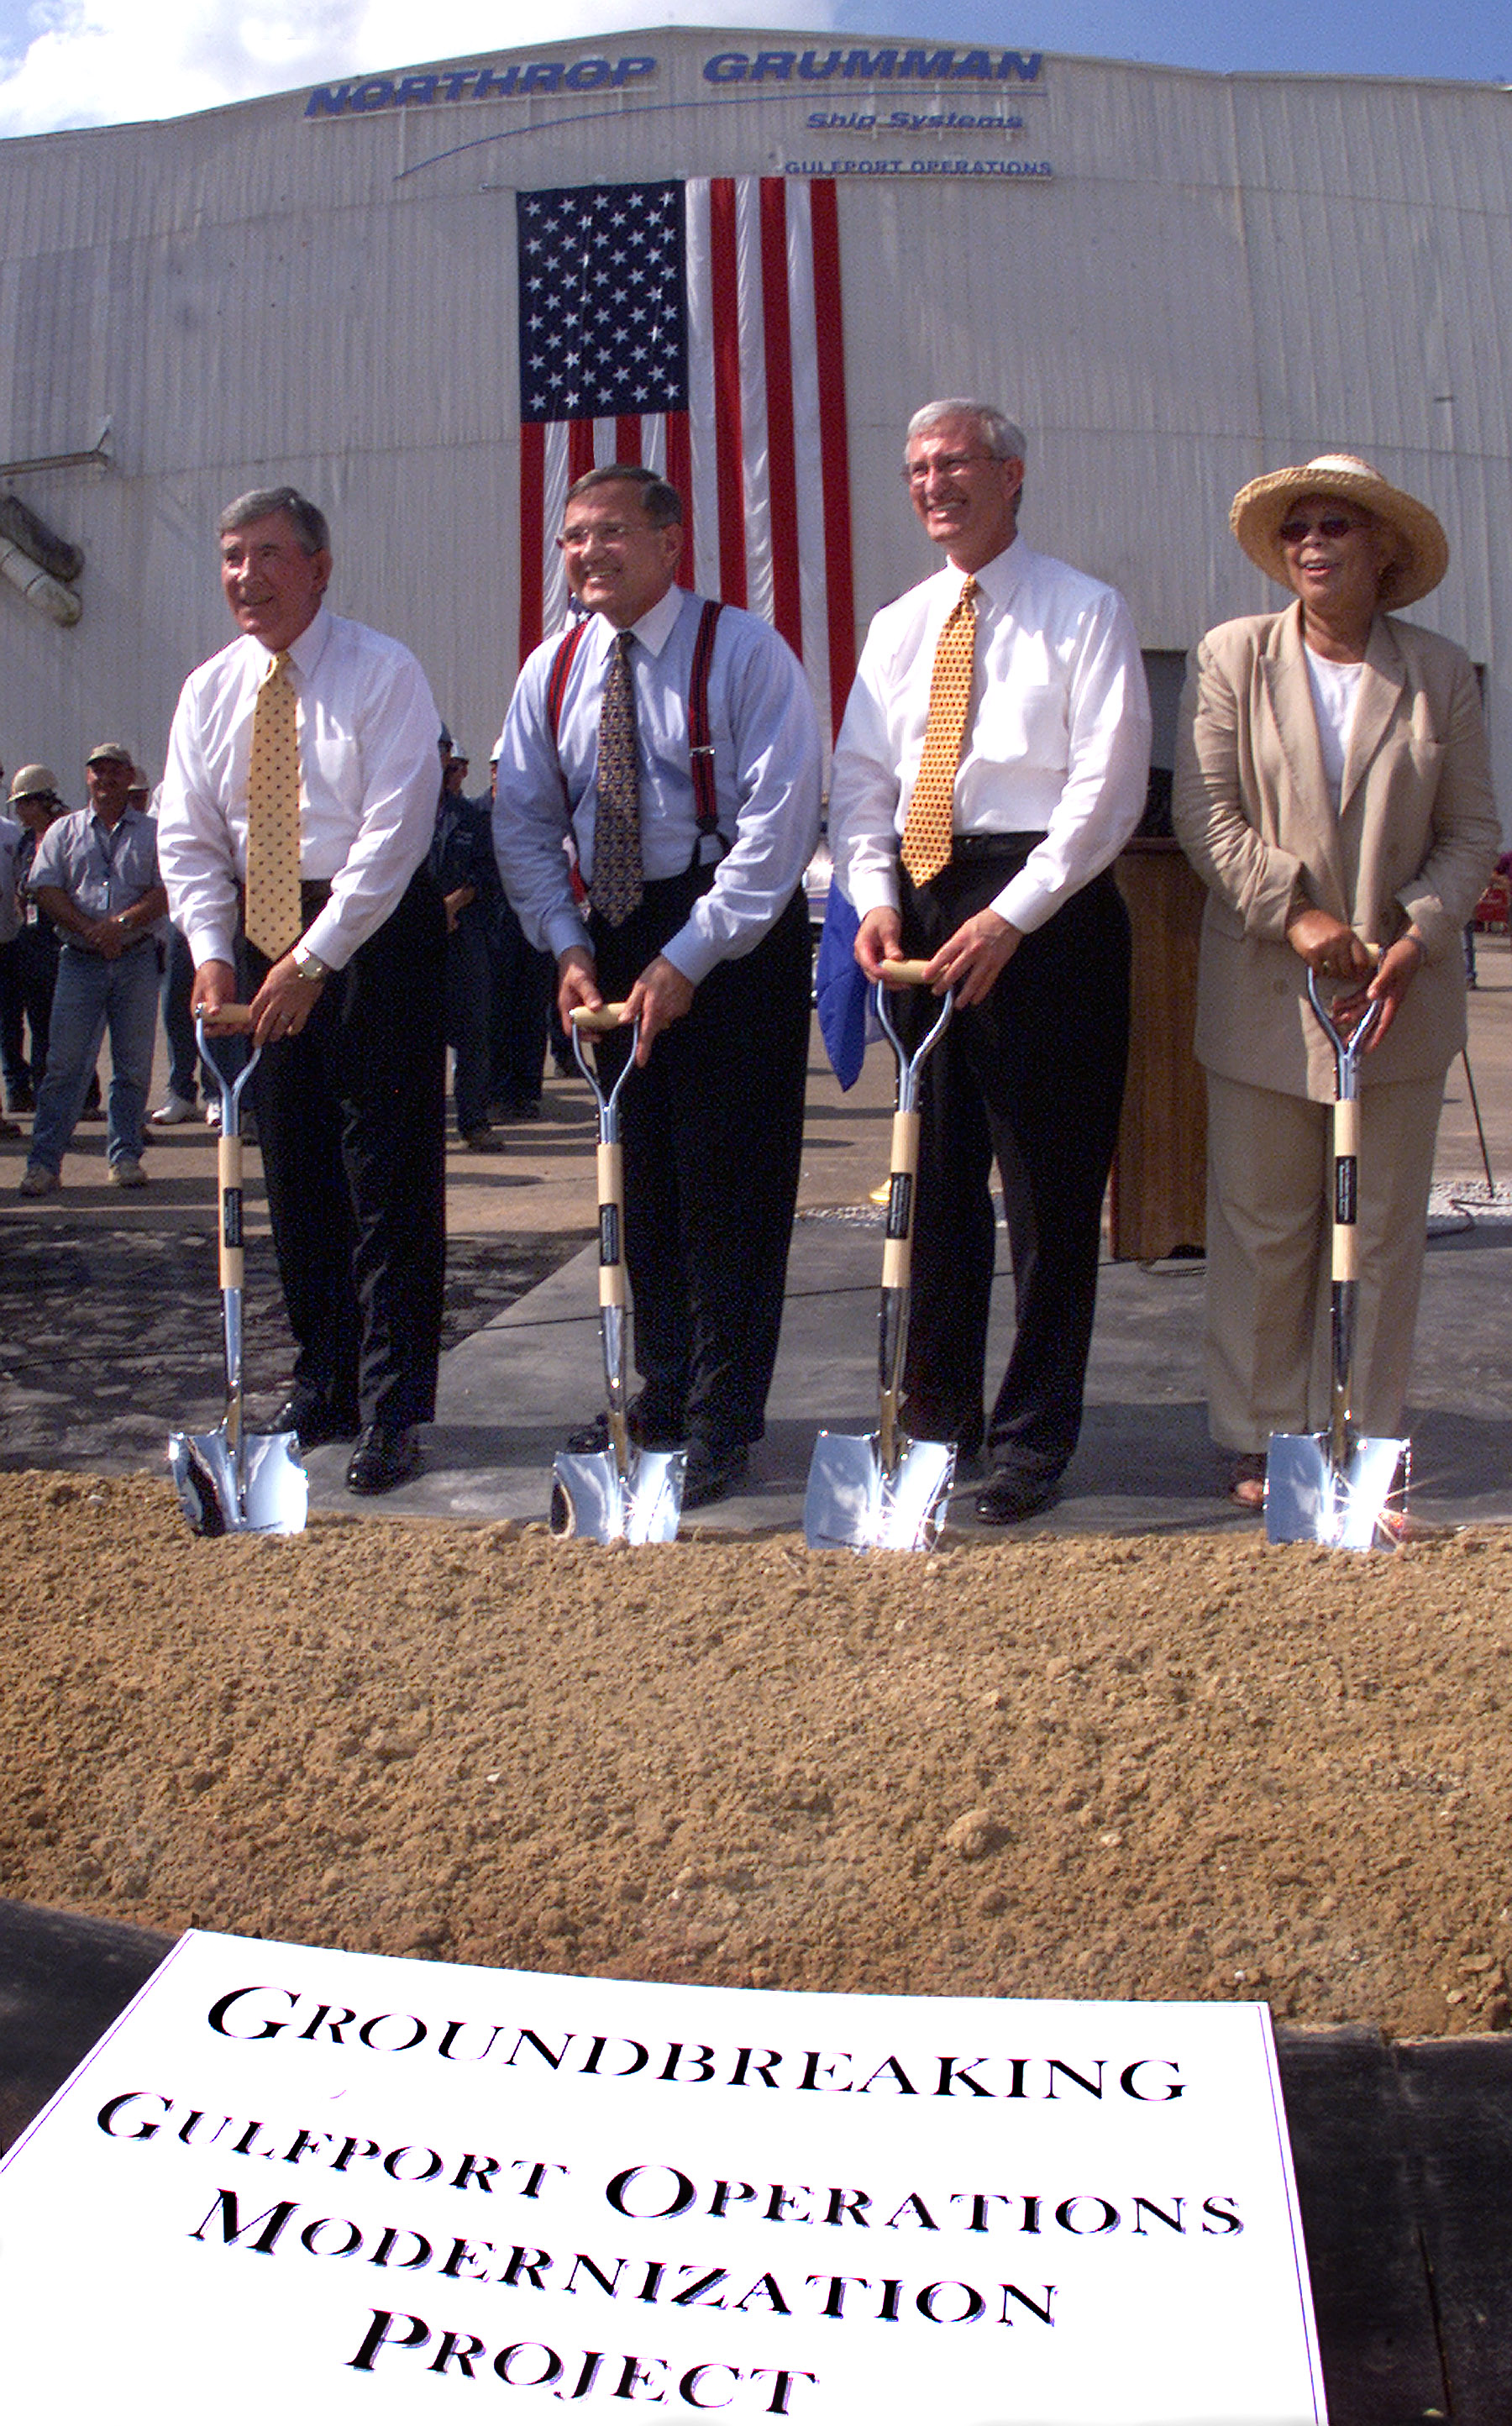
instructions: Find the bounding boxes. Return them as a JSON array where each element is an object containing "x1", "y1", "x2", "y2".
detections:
[{"x1": 291, "y1": 940, "x2": 330, "y2": 983}]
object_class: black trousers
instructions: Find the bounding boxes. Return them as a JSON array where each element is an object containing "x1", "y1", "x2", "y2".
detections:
[
  {"x1": 490, "y1": 895, "x2": 554, "y2": 1107},
  {"x1": 0, "y1": 927, "x2": 59, "y2": 1093},
  {"x1": 248, "y1": 869, "x2": 447, "y2": 1431},
  {"x1": 899, "y1": 841, "x2": 1131, "y2": 1475},
  {"x1": 589, "y1": 871, "x2": 811, "y2": 1452}
]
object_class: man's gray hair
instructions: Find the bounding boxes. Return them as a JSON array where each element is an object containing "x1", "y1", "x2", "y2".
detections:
[
  {"x1": 906, "y1": 400, "x2": 1027, "y2": 465},
  {"x1": 564, "y1": 463, "x2": 684, "y2": 529},
  {"x1": 218, "y1": 485, "x2": 331, "y2": 556}
]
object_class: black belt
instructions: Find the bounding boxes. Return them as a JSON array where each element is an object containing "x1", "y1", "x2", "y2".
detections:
[
  {"x1": 947, "y1": 832, "x2": 1047, "y2": 860},
  {"x1": 236, "y1": 880, "x2": 333, "y2": 927},
  {"x1": 61, "y1": 933, "x2": 156, "y2": 957},
  {"x1": 623, "y1": 867, "x2": 716, "y2": 902}
]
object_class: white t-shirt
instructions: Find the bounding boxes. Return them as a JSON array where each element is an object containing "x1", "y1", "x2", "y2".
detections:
[{"x1": 1304, "y1": 644, "x2": 1364, "y2": 813}]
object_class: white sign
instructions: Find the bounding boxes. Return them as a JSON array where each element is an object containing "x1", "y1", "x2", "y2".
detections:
[{"x1": 0, "y1": 1933, "x2": 1326, "y2": 2422}]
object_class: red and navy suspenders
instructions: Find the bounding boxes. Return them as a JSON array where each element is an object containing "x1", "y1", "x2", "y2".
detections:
[{"x1": 546, "y1": 599, "x2": 725, "y2": 859}]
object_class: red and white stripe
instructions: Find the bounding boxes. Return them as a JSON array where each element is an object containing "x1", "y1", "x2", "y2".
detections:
[{"x1": 517, "y1": 176, "x2": 856, "y2": 741}]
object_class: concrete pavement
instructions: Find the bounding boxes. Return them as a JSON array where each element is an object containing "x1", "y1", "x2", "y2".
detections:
[
  {"x1": 3, "y1": 935, "x2": 1507, "y2": 1531},
  {"x1": 292, "y1": 933, "x2": 1512, "y2": 1535}
]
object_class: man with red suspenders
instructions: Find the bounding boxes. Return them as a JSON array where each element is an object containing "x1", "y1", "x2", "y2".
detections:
[{"x1": 494, "y1": 465, "x2": 822, "y2": 1506}]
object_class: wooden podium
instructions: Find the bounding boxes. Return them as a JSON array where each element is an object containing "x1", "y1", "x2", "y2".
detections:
[{"x1": 1109, "y1": 838, "x2": 1207, "y2": 1260}]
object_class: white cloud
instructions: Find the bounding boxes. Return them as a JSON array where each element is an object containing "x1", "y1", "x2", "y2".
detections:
[{"x1": 0, "y1": 0, "x2": 848, "y2": 139}]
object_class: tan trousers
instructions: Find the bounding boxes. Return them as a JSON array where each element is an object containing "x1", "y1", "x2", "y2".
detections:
[{"x1": 1204, "y1": 1069, "x2": 1445, "y2": 1452}]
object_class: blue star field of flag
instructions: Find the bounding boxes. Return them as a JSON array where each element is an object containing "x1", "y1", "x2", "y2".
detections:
[{"x1": 517, "y1": 181, "x2": 688, "y2": 423}]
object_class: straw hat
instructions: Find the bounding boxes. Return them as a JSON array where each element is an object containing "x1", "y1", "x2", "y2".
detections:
[{"x1": 1230, "y1": 453, "x2": 1448, "y2": 609}]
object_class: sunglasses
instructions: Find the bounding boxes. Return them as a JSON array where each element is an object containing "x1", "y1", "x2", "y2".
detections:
[{"x1": 1278, "y1": 513, "x2": 1365, "y2": 546}]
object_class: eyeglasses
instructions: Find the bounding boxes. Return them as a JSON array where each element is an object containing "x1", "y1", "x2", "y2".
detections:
[
  {"x1": 1277, "y1": 513, "x2": 1365, "y2": 546},
  {"x1": 556, "y1": 521, "x2": 644, "y2": 552},
  {"x1": 902, "y1": 454, "x2": 994, "y2": 490}
]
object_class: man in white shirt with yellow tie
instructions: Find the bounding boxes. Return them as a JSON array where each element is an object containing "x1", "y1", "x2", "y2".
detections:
[
  {"x1": 827, "y1": 402, "x2": 1152, "y2": 1524},
  {"x1": 156, "y1": 486, "x2": 447, "y2": 1494}
]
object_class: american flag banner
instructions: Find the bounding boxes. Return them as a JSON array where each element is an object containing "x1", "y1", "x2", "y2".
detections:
[{"x1": 516, "y1": 176, "x2": 856, "y2": 739}]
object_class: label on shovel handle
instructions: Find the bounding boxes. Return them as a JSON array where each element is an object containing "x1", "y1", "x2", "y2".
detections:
[
  {"x1": 596, "y1": 1142, "x2": 622, "y2": 1268},
  {"x1": 218, "y1": 1135, "x2": 244, "y2": 1289},
  {"x1": 1331, "y1": 1163, "x2": 1359, "y2": 1282},
  {"x1": 885, "y1": 1106, "x2": 921, "y2": 1254},
  {"x1": 1332, "y1": 1099, "x2": 1359, "y2": 1227}
]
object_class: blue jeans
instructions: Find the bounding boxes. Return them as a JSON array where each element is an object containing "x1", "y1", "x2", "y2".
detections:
[{"x1": 29, "y1": 942, "x2": 160, "y2": 1174}]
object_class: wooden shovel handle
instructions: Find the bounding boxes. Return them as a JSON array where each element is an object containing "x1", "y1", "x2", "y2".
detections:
[
  {"x1": 570, "y1": 1002, "x2": 632, "y2": 1033},
  {"x1": 201, "y1": 1002, "x2": 255, "y2": 1033},
  {"x1": 877, "y1": 958, "x2": 933, "y2": 987}
]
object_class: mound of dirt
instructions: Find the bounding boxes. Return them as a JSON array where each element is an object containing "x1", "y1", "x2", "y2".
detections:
[{"x1": 3, "y1": 1472, "x2": 1509, "y2": 2042}]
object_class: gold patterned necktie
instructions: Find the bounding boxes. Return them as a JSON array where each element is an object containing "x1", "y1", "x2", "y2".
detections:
[
  {"x1": 591, "y1": 631, "x2": 643, "y2": 927},
  {"x1": 900, "y1": 574, "x2": 979, "y2": 886},
  {"x1": 244, "y1": 650, "x2": 303, "y2": 960}
]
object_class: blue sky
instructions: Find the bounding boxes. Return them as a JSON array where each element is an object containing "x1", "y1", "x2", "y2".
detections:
[{"x1": 0, "y1": 2, "x2": 1506, "y2": 138}]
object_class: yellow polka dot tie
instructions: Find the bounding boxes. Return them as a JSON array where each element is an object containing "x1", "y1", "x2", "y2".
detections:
[
  {"x1": 244, "y1": 650, "x2": 303, "y2": 960},
  {"x1": 900, "y1": 575, "x2": 978, "y2": 887}
]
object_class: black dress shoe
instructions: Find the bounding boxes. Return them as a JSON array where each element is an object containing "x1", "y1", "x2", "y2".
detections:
[
  {"x1": 974, "y1": 1467, "x2": 1061, "y2": 1526},
  {"x1": 345, "y1": 1424, "x2": 422, "y2": 1494},
  {"x1": 273, "y1": 1398, "x2": 360, "y2": 1452},
  {"x1": 681, "y1": 1439, "x2": 749, "y2": 1510}
]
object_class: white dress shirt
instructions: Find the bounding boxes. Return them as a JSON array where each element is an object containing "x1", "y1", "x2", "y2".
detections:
[
  {"x1": 493, "y1": 585, "x2": 822, "y2": 989},
  {"x1": 156, "y1": 604, "x2": 443, "y2": 972},
  {"x1": 828, "y1": 535, "x2": 1152, "y2": 936}
]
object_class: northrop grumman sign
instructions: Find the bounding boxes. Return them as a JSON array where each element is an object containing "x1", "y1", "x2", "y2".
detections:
[
  {"x1": 0, "y1": 1932, "x2": 1326, "y2": 2420},
  {"x1": 302, "y1": 45, "x2": 1047, "y2": 118}
]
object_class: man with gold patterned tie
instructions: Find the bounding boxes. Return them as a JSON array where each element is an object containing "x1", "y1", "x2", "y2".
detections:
[
  {"x1": 827, "y1": 402, "x2": 1151, "y2": 1525},
  {"x1": 157, "y1": 486, "x2": 447, "y2": 1495}
]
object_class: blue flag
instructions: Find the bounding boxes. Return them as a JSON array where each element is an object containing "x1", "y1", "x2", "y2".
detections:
[{"x1": 815, "y1": 882, "x2": 869, "y2": 1091}]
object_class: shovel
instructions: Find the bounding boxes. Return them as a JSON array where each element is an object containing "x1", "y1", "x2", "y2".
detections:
[
  {"x1": 805, "y1": 959, "x2": 957, "y2": 1551},
  {"x1": 1265, "y1": 966, "x2": 1407, "y2": 1550},
  {"x1": 549, "y1": 1002, "x2": 685, "y2": 1544},
  {"x1": 168, "y1": 1010, "x2": 307, "y2": 1538}
]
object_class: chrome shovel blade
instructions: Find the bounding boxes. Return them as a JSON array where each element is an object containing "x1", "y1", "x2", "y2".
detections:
[
  {"x1": 1265, "y1": 1431, "x2": 1408, "y2": 1550},
  {"x1": 804, "y1": 1428, "x2": 956, "y2": 1552},
  {"x1": 549, "y1": 1446, "x2": 686, "y2": 1545},
  {"x1": 169, "y1": 1427, "x2": 307, "y2": 1537}
]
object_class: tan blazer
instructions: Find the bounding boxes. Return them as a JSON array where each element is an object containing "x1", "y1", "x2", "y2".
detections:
[{"x1": 1172, "y1": 602, "x2": 1500, "y2": 1099}]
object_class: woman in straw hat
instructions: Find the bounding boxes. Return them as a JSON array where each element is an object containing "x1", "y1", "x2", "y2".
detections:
[{"x1": 1173, "y1": 454, "x2": 1499, "y2": 1510}]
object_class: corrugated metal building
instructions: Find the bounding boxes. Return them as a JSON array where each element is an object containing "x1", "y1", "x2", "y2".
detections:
[{"x1": 1, "y1": 25, "x2": 1509, "y2": 822}]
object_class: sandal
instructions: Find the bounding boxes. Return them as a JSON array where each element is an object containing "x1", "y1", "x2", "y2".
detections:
[{"x1": 1226, "y1": 1451, "x2": 1266, "y2": 1511}]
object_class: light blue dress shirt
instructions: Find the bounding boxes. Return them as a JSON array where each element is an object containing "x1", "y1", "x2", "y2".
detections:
[
  {"x1": 29, "y1": 804, "x2": 161, "y2": 937},
  {"x1": 493, "y1": 585, "x2": 822, "y2": 989}
]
